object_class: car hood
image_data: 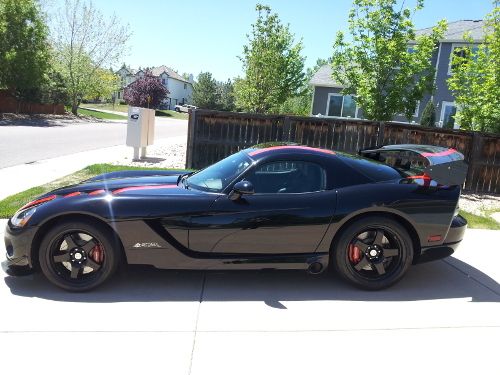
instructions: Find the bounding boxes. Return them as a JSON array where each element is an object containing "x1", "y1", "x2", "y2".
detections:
[
  {"x1": 18, "y1": 170, "x2": 217, "y2": 226},
  {"x1": 47, "y1": 169, "x2": 202, "y2": 198}
]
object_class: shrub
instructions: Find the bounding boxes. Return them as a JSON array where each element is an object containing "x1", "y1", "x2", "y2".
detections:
[
  {"x1": 124, "y1": 70, "x2": 168, "y2": 109},
  {"x1": 420, "y1": 101, "x2": 436, "y2": 127}
]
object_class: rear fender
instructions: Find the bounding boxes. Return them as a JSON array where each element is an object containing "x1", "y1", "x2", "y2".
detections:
[{"x1": 316, "y1": 182, "x2": 460, "y2": 253}]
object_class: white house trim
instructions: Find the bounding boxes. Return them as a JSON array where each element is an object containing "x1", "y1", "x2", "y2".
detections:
[{"x1": 439, "y1": 101, "x2": 458, "y2": 128}]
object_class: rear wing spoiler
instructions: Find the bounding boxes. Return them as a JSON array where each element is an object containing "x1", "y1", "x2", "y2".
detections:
[{"x1": 359, "y1": 144, "x2": 468, "y2": 186}]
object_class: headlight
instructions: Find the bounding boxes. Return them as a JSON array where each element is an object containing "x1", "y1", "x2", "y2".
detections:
[{"x1": 11, "y1": 207, "x2": 37, "y2": 228}]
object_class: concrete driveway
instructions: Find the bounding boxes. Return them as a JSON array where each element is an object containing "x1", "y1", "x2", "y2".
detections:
[{"x1": 0, "y1": 220, "x2": 498, "y2": 375}]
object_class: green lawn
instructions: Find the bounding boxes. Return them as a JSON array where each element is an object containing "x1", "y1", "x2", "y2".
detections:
[
  {"x1": 84, "y1": 103, "x2": 189, "y2": 120},
  {"x1": 0, "y1": 164, "x2": 186, "y2": 218},
  {"x1": 155, "y1": 109, "x2": 188, "y2": 120},
  {"x1": 77, "y1": 108, "x2": 127, "y2": 120},
  {"x1": 83, "y1": 103, "x2": 129, "y2": 113},
  {"x1": 459, "y1": 210, "x2": 500, "y2": 230}
]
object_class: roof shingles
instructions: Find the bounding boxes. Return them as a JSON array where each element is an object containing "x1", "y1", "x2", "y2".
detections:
[
  {"x1": 309, "y1": 65, "x2": 342, "y2": 87},
  {"x1": 415, "y1": 19, "x2": 485, "y2": 41},
  {"x1": 148, "y1": 65, "x2": 190, "y2": 83}
]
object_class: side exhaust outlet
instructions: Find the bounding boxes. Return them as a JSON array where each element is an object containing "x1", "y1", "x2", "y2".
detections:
[{"x1": 307, "y1": 262, "x2": 323, "y2": 274}]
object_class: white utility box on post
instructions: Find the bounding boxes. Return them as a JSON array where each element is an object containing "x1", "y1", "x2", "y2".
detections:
[{"x1": 126, "y1": 107, "x2": 155, "y2": 160}]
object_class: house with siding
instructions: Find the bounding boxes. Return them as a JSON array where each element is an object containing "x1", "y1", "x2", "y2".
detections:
[
  {"x1": 116, "y1": 65, "x2": 194, "y2": 110},
  {"x1": 310, "y1": 20, "x2": 486, "y2": 128}
]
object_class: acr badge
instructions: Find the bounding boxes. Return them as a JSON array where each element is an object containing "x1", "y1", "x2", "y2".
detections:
[{"x1": 133, "y1": 242, "x2": 161, "y2": 248}]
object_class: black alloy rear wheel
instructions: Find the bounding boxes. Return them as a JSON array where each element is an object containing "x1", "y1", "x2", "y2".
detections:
[
  {"x1": 39, "y1": 219, "x2": 121, "y2": 292},
  {"x1": 332, "y1": 216, "x2": 414, "y2": 290}
]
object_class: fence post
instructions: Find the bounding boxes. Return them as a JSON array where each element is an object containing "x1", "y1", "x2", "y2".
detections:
[
  {"x1": 464, "y1": 132, "x2": 481, "y2": 191},
  {"x1": 283, "y1": 116, "x2": 291, "y2": 142},
  {"x1": 377, "y1": 121, "x2": 385, "y2": 146},
  {"x1": 185, "y1": 109, "x2": 197, "y2": 169}
]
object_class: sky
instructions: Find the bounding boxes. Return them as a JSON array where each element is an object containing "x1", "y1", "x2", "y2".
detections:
[{"x1": 47, "y1": 0, "x2": 495, "y2": 81}]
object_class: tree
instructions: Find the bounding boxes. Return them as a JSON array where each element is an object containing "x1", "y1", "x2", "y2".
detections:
[
  {"x1": 234, "y1": 4, "x2": 305, "y2": 113},
  {"x1": 331, "y1": 0, "x2": 446, "y2": 121},
  {"x1": 192, "y1": 73, "x2": 236, "y2": 111},
  {"x1": 0, "y1": 0, "x2": 50, "y2": 105},
  {"x1": 420, "y1": 100, "x2": 436, "y2": 127},
  {"x1": 216, "y1": 79, "x2": 236, "y2": 111},
  {"x1": 447, "y1": 4, "x2": 500, "y2": 133},
  {"x1": 52, "y1": 0, "x2": 131, "y2": 114},
  {"x1": 277, "y1": 57, "x2": 331, "y2": 116},
  {"x1": 192, "y1": 72, "x2": 219, "y2": 109},
  {"x1": 124, "y1": 70, "x2": 168, "y2": 109},
  {"x1": 84, "y1": 68, "x2": 120, "y2": 102}
]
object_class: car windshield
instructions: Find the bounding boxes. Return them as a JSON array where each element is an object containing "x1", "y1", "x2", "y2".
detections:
[{"x1": 186, "y1": 151, "x2": 252, "y2": 192}]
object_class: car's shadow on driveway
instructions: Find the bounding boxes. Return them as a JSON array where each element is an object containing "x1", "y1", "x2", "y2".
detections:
[{"x1": 4, "y1": 257, "x2": 500, "y2": 304}]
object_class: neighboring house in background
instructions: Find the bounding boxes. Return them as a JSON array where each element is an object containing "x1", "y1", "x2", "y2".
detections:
[
  {"x1": 116, "y1": 65, "x2": 194, "y2": 110},
  {"x1": 310, "y1": 20, "x2": 486, "y2": 128}
]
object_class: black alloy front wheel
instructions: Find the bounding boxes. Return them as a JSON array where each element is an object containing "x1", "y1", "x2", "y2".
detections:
[
  {"x1": 39, "y1": 219, "x2": 121, "y2": 292},
  {"x1": 332, "y1": 216, "x2": 414, "y2": 290}
]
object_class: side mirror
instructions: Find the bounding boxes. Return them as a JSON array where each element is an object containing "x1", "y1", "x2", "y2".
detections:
[{"x1": 229, "y1": 180, "x2": 254, "y2": 201}]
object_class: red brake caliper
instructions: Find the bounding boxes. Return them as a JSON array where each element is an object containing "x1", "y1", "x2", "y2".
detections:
[
  {"x1": 348, "y1": 244, "x2": 361, "y2": 264},
  {"x1": 90, "y1": 244, "x2": 104, "y2": 264}
]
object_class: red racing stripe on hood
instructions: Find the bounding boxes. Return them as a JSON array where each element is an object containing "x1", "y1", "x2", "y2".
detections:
[
  {"x1": 112, "y1": 184, "x2": 178, "y2": 195},
  {"x1": 64, "y1": 192, "x2": 82, "y2": 198},
  {"x1": 21, "y1": 194, "x2": 57, "y2": 210},
  {"x1": 89, "y1": 189, "x2": 106, "y2": 196}
]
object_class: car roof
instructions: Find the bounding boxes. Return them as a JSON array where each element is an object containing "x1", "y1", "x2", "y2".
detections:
[
  {"x1": 245, "y1": 143, "x2": 336, "y2": 159},
  {"x1": 244, "y1": 143, "x2": 402, "y2": 183}
]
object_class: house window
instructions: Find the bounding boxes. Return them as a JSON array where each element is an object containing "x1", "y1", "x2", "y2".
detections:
[
  {"x1": 161, "y1": 79, "x2": 166, "y2": 84},
  {"x1": 439, "y1": 101, "x2": 457, "y2": 128},
  {"x1": 448, "y1": 43, "x2": 479, "y2": 75},
  {"x1": 326, "y1": 93, "x2": 357, "y2": 118},
  {"x1": 184, "y1": 83, "x2": 187, "y2": 89}
]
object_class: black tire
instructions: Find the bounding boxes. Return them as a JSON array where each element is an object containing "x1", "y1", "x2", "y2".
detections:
[
  {"x1": 331, "y1": 216, "x2": 413, "y2": 290},
  {"x1": 39, "y1": 219, "x2": 121, "y2": 292}
]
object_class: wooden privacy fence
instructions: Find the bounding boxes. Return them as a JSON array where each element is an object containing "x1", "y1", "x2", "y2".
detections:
[
  {"x1": 0, "y1": 90, "x2": 65, "y2": 114},
  {"x1": 186, "y1": 110, "x2": 500, "y2": 194}
]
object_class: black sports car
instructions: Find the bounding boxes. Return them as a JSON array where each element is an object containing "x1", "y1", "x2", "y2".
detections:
[{"x1": 3, "y1": 143, "x2": 468, "y2": 291}]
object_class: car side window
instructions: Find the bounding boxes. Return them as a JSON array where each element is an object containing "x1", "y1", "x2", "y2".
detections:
[{"x1": 244, "y1": 161, "x2": 326, "y2": 194}]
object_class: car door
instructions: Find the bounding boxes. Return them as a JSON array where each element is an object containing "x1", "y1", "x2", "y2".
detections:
[{"x1": 188, "y1": 159, "x2": 337, "y2": 254}]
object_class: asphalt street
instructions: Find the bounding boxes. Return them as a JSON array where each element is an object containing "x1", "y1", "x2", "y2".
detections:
[{"x1": 0, "y1": 117, "x2": 188, "y2": 169}]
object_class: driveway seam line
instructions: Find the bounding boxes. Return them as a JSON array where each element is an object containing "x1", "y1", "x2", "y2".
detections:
[
  {"x1": 2, "y1": 325, "x2": 499, "y2": 334},
  {"x1": 442, "y1": 259, "x2": 500, "y2": 296},
  {"x1": 188, "y1": 272, "x2": 206, "y2": 375}
]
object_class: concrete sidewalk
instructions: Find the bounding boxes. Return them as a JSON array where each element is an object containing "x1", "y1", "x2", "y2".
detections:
[
  {"x1": 0, "y1": 223, "x2": 498, "y2": 375},
  {"x1": 80, "y1": 106, "x2": 130, "y2": 116}
]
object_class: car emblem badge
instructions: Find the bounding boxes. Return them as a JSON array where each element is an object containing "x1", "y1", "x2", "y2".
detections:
[{"x1": 133, "y1": 242, "x2": 161, "y2": 248}]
